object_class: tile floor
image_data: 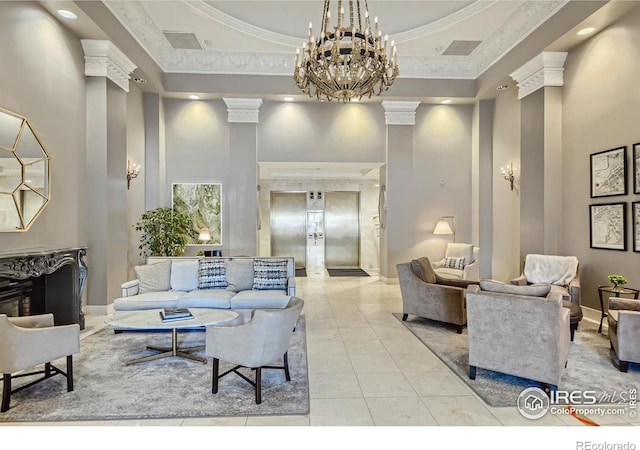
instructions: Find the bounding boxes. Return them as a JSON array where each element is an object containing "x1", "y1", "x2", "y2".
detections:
[{"x1": 2, "y1": 270, "x2": 638, "y2": 430}]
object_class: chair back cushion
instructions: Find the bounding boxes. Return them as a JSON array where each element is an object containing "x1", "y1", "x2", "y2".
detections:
[
  {"x1": 225, "y1": 258, "x2": 255, "y2": 291},
  {"x1": 445, "y1": 243, "x2": 474, "y2": 262},
  {"x1": 412, "y1": 257, "x2": 436, "y2": 284},
  {"x1": 170, "y1": 260, "x2": 199, "y2": 291}
]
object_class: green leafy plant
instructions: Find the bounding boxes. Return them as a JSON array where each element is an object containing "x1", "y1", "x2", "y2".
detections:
[
  {"x1": 607, "y1": 274, "x2": 628, "y2": 289},
  {"x1": 134, "y1": 207, "x2": 191, "y2": 257}
]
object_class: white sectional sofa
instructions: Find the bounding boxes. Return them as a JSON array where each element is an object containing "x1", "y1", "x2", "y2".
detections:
[{"x1": 113, "y1": 256, "x2": 296, "y2": 314}]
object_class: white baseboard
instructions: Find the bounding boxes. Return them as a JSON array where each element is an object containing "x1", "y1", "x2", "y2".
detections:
[{"x1": 582, "y1": 305, "x2": 606, "y2": 330}]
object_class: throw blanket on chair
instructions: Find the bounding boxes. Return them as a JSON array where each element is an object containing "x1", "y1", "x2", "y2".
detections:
[{"x1": 523, "y1": 254, "x2": 579, "y2": 286}]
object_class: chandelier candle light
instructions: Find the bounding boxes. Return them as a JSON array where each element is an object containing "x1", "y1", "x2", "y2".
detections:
[{"x1": 294, "y1": 0, "x2": 399, "y2": 102}]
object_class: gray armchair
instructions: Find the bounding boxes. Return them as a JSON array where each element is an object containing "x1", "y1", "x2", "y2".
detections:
[
  {"x1": 397, "y1": 257, "x2": 475, "y2": 333},
  {"x1": 466, "y1": 284, "x2": 570, "y2": 391},
  {"x1": 205, "y1": 297, "x2": 304, "y2": 404},
  {"x1": 607, "y1": 297, "x2": 640, "y2": 372},
  {"x1": 512, "y1": 254, "x2": 582, "y2": 340},
  {"x1": 0, "y1": 314, "x2": 80, "y2": 412}
]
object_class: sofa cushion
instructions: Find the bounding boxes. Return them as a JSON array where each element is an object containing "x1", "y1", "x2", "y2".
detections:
[
  {"x1": 479, "y1": 279, "x2": 551, "y2": 297},
  {"x1": 434, "y1": 267, "x2": 463, "y2": 280},
  {"x1": 198, "y1": 259, "x2": 228, "y2": 289},
  {"x1": 443, "y1": 256, "x2": 466, "y2": 270},
  {"x1": 226, "y1": 259, "x2": 255, "y2": 291},
  {"x1": 134, "y1": 260, "x2": 171, "y2": 294},
  {"x1": 230, "y1": 290, "x2": 291, "y2": 309},
  {"x1": 177, "y1": 289, "x2": 234, "y2": 309},
  {"x1": 412, "y1": 257, "x2": 436, "y2": 284},
  {"x1": 113, "y1": 291, "x2": 185, "y2": 311},
  {"x1": 252, "y1": 258, "x2": 289, "y2": 290},
  {"x1": 170, "y1": 260, "x2": 199, "y2": 291}
]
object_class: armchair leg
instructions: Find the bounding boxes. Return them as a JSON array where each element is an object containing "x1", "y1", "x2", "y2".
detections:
[
  {"x1": 1, "y1": 374, "x2": 10, "y2": 412},
  {"x1": 402, "y1": 314, "x2": 408, "y2": 321},
  {"x1": 610, "y1": 347, "x2": 629, "y2": 373},
  {"x1": 212, "y1": 358, "x2": 219, "y2": 394},
  {"x1": 66, "y1": 355, "x2": 74, "y2": 392},
  {"x1": 255, "y1": 368, "x2": 262, "y2": 404},
  {"x1": 456, "y1": 325, "x2": 463, "y2": 334},
  {"x1": 283, "y1": 352, "x2": 291, "y2": 381},
  {"x1": 570, "y1": 323, "x2": 578, "y2": 341},
  {"x1": 469, "y1": 366, "x2": 476, "y2": 380}
]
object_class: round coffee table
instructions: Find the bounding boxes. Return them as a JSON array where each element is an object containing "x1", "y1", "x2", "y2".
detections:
[{"x1": 105, "y1": 309, "x2": 238, "y2": 365}]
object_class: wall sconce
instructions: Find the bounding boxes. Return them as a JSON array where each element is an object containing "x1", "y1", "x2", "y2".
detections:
[
  {"x1": 127, "y1": 160, "x2": 140, "y2": 190},
  {"x1": 433, "y1": 216, "x2": 455, "y2": 243},
  {"x1": 500, "y1": 162, "x2": 515, "y2": 191},
  {"x1": 198, "y1": 227, "x2": 212, "y2": 256}
]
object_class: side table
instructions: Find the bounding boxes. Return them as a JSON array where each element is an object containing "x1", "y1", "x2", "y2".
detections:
[{"x1": 597, "y1": 285, "x2": 639, "y2": 333}]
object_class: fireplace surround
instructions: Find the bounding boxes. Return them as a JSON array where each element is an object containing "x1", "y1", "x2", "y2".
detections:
[{"x1": 0, "y1": 247, "x2": 87, "y2": 329}]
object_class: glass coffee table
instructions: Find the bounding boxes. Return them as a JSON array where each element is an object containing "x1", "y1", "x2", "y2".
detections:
[{"x1": 105, "y1": 309, "x2": 238, "y2": 365}]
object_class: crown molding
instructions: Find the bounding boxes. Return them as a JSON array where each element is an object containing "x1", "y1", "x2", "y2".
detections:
[
  {"x1": 381, "y1": 101, "x2": 421, "y2": 126},
  {"x1": 223, "y1": 98, "x2": 263, "y2": 123},
  {"x1": 80, "y1": 40, "x2": 137, "y2": 92},
  {"x1": 510, "y1": 51, "x2": 568, "y2": 99}
]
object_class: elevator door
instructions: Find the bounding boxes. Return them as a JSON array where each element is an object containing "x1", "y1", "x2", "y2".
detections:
[
  {"x1": 324, "y1": 191, "x2": 360, "y2": 268},
  {"x1": 270, "y1": 192, "x2": 306, "y2": 269}
]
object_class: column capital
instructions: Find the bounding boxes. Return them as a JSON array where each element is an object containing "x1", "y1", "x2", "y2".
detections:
[
  {"x1": 381, "y1": 101, "x2": 421, "y2": 125},
  {"x1": 223, "y1": 98, "x2": 263, "y2": 123},
  {"x1": 81, "y1": 40, "x2": 137, "y2": 92},
  {"x1": 510, "y1": 51, "x2": 568, "y2": 100}
]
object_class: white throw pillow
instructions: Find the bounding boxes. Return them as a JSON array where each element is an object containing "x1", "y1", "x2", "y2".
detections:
[
  {"x1": 170, "y1": 260, "x2": 199, "y2": 291},
  {"x1": 134, "y1": 260, "x2": 171, "y2": 294}
]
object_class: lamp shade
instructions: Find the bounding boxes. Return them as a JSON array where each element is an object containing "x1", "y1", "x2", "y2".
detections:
[
  {"x1": 433, "y1": 220, "x2": 453, "y2": 235},
  {"x1": 198, "y1": 227, "x2": 211, "y2": 241}
]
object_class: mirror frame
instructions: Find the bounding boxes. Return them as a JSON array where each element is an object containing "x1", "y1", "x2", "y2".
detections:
[{"x1": 0, "y1": 106, "x2": 51, "y2": 232}]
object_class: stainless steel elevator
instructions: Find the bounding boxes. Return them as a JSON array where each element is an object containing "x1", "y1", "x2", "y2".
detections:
[
  {"x1": 324, "y1": 191, "x2": 360, "y2": 269},
  {"x1": 270, "y1": 192, "x2": 307, "y2": 269}
]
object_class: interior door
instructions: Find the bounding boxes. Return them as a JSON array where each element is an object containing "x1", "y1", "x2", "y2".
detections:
[
  {"x1": 270, "y1": 192, "x2": 306, "y2": 269},
  {"x1": 324, "y1": 191, "x2": 360, "y2": 268}
]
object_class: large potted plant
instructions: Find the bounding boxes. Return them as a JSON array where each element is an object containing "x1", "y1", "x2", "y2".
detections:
[{"x1": 134, "y1": 207, "x2": 191, "y2": 257}]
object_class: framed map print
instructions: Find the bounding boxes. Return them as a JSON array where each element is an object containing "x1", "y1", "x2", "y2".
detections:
[
  {"x1": 172, "y1": 183, "x2": 222, "y2": 245},
  {"x1": 634, "y1": 202, "x2": 640, "y2": 253},
  {"x1": 634, "y1": 143, "x2": 640, "y2": 194},
  {"x1": 590, "y1": 203, "x2": 626, "y2": 251},
  {"x1": 590, "y1": 146, "x2": 627, "y2": 198}
]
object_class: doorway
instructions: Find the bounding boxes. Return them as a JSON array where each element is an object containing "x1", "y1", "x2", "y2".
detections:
[
  {"x1": 269, "y1": 191, "x2": 307, "y2": 269},
  {"x1": 324, "y1": 191, "x2": 360, "y2": 269}
]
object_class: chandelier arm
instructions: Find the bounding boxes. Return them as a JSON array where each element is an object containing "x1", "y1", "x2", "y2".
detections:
[{"x1": 321, "y1": 0, "x2": 330, "y2": 36}]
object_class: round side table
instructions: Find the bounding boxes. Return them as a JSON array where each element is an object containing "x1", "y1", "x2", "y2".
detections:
[{"x1": 597, "y1": 285, "x2": 639, "y2": 333}]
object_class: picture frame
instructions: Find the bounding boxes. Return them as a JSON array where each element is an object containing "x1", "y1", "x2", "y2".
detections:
[
  {"x1": 633, "y1": 202, "x2": 640, "y2": 253},
  {"x1": 634, "y1": 142, "x2": 640, "y2": 194},
  {"x1": 172, "y1": 183, "x2": 222, "y2": 245},
  {"x1": 590, "y1": 146, "x2": 627, "y2": 198},
  {"x1": 589, "y1": 203, "x2": 626, "y2": 251}
]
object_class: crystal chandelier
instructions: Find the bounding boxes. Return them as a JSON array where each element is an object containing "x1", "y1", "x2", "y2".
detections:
[{"x1": 293, "y1": 0, "x2": 399, "y2": 102}]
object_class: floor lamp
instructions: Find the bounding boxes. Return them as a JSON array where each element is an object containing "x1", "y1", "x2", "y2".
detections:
[{"x1": 433, "y1": 216, "x2": 455, "y2": 243}]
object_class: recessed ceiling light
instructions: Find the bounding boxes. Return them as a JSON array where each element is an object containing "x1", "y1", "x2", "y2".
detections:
[
  {"x1": 283, "y1": 97, "x2": 294, "y2": 102},
  {"x1": 496, "y1": 84, "x2": 510, "y2": 91},
  {"x1": 133, "y1": 77, "x2": 147, "y2": 84},
  {"x1": 441, "y1": 99, "x2": 452, "y2": 104},
  {"x1": 57, "y1": 10, "x2": 77, "y2": 20},
  {"x1": 577, "y1": 27, "x2": 596, "y2": 36},
  {"x1": 189, "y1": 95, "x2": 200, "y2": 100}
]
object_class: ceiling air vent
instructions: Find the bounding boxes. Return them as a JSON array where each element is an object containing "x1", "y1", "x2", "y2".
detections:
[
  {"x1": 442, "y1": 40, "x2": 482, "y2": 56},
  {"x1": 162, "y1": 31, "x2": 203, "y2": 50}
]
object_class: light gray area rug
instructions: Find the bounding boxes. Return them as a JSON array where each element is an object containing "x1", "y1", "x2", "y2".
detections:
[
  {"x1": 396, "y1": 314, "x2": 638, "y2": 407},
  {"x1": 1, "y1": 316, "x2": 309, "y2": 422}
]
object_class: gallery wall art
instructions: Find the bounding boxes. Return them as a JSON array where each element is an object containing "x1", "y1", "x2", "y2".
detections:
[{"x1": 172, "y1": 183, "x2": 222, "y2": 245}]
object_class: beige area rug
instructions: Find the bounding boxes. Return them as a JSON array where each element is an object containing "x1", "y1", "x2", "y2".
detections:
[
  {"x1": 396, "y1": 314, "x2": 638, "y2": 408},
  {"x1": 0, "y1": 316, "x2": 308, "y2": 422}
]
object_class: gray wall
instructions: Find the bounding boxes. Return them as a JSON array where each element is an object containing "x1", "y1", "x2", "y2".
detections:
[
  {"x1": 127, "y1": 85, "x2": 146, "y2": 278},
  {"x1": 0, "y1": 2, "x2": 86, "y2": 250},
  {"x1": 562, "y1": 6, "x2": 640, "y2": 310}
]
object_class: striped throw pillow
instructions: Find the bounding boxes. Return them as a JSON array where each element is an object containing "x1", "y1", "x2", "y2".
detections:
[
  {"x1": 443, "y1": 256, "x2": 466, "y2": 270},
  {"x1": 198, "y1": 259, "x2": 228, "y2": 289},
  {"x1": 252, "y1": 259, "x2": 289, "y2": 290}
]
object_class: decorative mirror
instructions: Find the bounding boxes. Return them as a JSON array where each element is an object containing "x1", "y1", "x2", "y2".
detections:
[{"x1": 0, "y1": 107, "x2": 50, "y2": 231}]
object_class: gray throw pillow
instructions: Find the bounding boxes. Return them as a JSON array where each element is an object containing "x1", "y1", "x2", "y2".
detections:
[
  {"x1": 134, "y1": 260, "x2": 171, "y2": 294},
  {"x1": 225, "y1": 258, "x2": 255, "y2": 292},
  {"x1": 415, "y1": 257, "x2": 437, "y2": 284},
  {"x1": 479, "y1": 279, "x2": 551, "y2": 297}
]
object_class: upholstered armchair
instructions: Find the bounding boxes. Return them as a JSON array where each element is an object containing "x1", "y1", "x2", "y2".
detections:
[
  {"x1": 511, "y1": 254, "x2": 582, "y2": 340},
  {"x1": 466, "y1": 283, "x2": 570, "y2": 391},
  {"x1": 431, "y1": 243, "x2": 479, "y2": 281},
  {"x1": 607, "y1": 297, "x2": 640, "y2": 372},
  {"x1": 397, "y1": 257, "x2": 476, "y2": 333},
  {"x1": 205, "y1": 297, "x2": 304, "y2": 404},
  {"x1": 0, "y1": 314, "x2": 80, "y2": 412}
]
